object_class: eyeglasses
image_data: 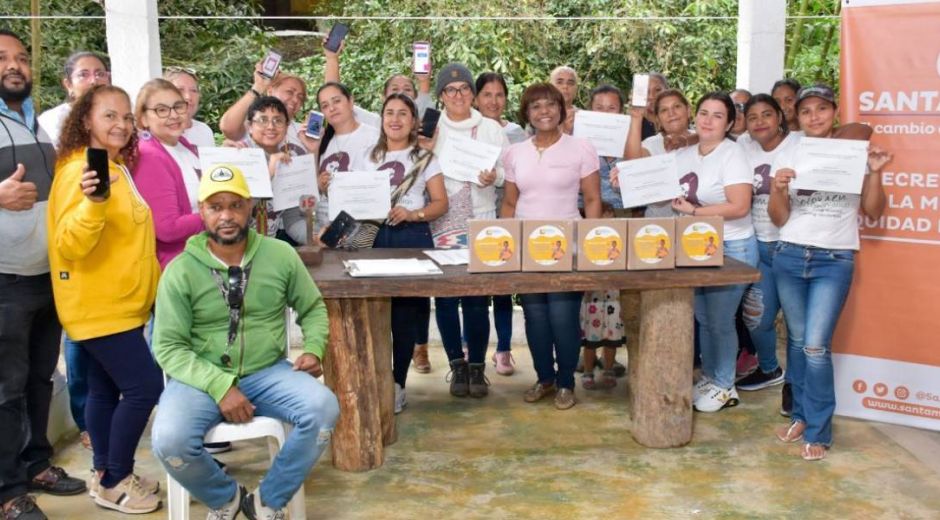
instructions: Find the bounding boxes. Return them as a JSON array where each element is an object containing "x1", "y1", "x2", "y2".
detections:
[
  {"x1": 443, "y1": 85, "x2": 473, "y2": 97},
  {"x1": 251, "y1": 116, "x2": 288, "y2": 128},
  {"x1": 227, "y1": 266, "x2": 244, "y2": 310},
  {"x1": 72, "y1": 70, "x2": 110, "y2": 83},
  {"x1": 145, "y1": 101, "x2": 189, "y2": 119}
]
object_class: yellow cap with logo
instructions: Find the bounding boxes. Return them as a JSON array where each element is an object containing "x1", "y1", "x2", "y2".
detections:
[{"x1": 198, "y1": 164, "x2": 251, "y2": 202}]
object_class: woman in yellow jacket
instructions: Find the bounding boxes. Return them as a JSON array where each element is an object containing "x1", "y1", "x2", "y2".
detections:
[{"x1": 47, "y1": 85, "x2": 163, "y2": 515}]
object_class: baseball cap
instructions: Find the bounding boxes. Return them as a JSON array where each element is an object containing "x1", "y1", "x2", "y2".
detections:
[
  {"x1": 796, "y1": 84, "x2": 836, "y2": 109},
  {"x1": 198, "y1": 164, "x2": 251, "y2": 202}
]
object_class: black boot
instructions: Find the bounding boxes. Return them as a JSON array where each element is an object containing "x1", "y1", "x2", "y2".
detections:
[
  {"x1": 469, "y1": 363, "x2": 489, "y2": 398},
  {"x1": 448, "y1": 359, "x2": 469, "y2": 397}
]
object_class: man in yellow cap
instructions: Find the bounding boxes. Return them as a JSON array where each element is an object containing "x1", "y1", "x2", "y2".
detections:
[{"x1": 150, "y1": 165, "x2": 339, "y2": 520}]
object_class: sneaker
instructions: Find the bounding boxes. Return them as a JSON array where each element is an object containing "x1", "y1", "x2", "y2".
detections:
[
  {"x1": 94, "y1": 474, "x2": 161, "y2": 514},
  {"x1": 554, "y1": 388, "x2": 577, "y2": 410},
  {"x1": 2, "y1": 495, "x2": 47, "y2": 520},
  {"x1": 27, "y1": 466, "x2": 86, "y2": 496},
  {"x1": 735, "y1": 350, "x2": 759, "y2": 378},
  {"x1": 241, "y1": 488, "x2": 284, "y2": 520},
  {"x1": 207, "y1": 485, "x2": 245, "y2": 520},
  {"x1": 394, "y1": 383, "x2": 407, "y2": 414},
  {"x1": 611, "y1": 360, "x2": 626, "y2": 378},
  {"x1": 492, "y1": 351, "x2": 515, "y2": 376},
  {"x1": 412, "y1": 344, "x2": 431, "y2": 374},
  {"x1": 204, "y1": 442, "x2": 232, "y2": 454},
  {"x1": 523, "y1": 382, "x2": 557, "y2": 403},
  {"x1": 447, "y1": 359, "x2": 470, "y2": 397},
  {"x1": 736, "y1": 366, "x2": 785, "y2": 391},
  {"x1": 692, "y1": 375, "x2": 711, "y2": 399},
  {"x1": 693, "y1": 383, "x2": 740, "y2": 412},
  {"x1": 780, "y1": 382, "x2": 793, "y2": 417},
  {"x1": 468, "y1": 363, "x2": 489, "y2": 398},
  {"x1": 89, "y1": 471, "x2": 159, "y2": 499}
]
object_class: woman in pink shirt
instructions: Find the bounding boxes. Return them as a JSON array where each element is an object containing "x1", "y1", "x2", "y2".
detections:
[{"x1": 500, "y1": 83, "x2": 601, "y2": 410}]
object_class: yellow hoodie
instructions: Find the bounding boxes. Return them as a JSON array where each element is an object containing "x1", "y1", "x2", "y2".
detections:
[{"x1": 47, "y1": 149, "x2": 160, "y2": 341}]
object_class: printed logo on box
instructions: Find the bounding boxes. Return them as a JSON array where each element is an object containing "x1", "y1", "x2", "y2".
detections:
[
  {"x1": 473, "y1": 226, "x2": 515, "y2": 267},
  {"x1": 583, "y1": 226, "x2": 622, "y2": 266},
  {"x1": 528, "y1": 225, "x2": 567, "y2": 266},
  {"x1": 633, "y1": 224, "x2": 670, "y2": 264},
  {"x1": 681, "y1": 222, "x2": 720, "y2": 261}
]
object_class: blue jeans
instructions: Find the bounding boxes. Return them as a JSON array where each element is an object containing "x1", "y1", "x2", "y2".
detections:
[
  {"x1": 374, "y1": 222, "x2": 433, "y2": 388},
  {"x1": 152, "y1": 360, "x2": 339, "y2": 509},
  {"x1": 695, "y1": 236, "x2": 759, "y2": 389},
  {"x1": 64, "y1": 335, "x2": 89, "y2": 431},
  {"x1": 773, "y1": 242, "x2": 854, "y2": 446},
  {"x1": 520, "y1": 292, "x2": 583, "y2": 389},
  {"x1": 742, "y1": 240, "x2": 783, "y2": 373},
  {"x1": 436, "y1": 296, "x2": 490, "y2": 364},
  {"x1": 493, "y1": 295, "x2": 513, "y2": 352}
]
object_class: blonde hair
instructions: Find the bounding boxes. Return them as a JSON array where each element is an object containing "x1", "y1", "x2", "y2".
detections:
[
  {"x1": 268, "y1": 73, "x2": 308, "y2": 104},
  {"x1": 134, "y1": 78, "x2": 183, "y2": 130}
]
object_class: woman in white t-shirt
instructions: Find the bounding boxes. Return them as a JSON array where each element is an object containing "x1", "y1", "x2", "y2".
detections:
[
  {"x1": 768, "y1": 84, "x2": 890, "y2": 461},
  {"x1": 39, "y1": 51, "x2": 111, "y2": 147},
  {"x1": 164, "y1": 66, "x2": 215, "y2": 148},
  {"x1": 670, "y1": 92, "x2": 759, "y2": 413},
  {"x1": 358, "y1": 94, "x2": 448, "y2": 413},
  {"x1": 315, "y1": 82, "x2": 380, "y2": 231}
]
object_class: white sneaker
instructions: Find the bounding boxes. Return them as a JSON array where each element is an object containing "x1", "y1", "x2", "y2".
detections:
[
  {"x1": 692, "y1": 376, "x2": 711, "y2": 399},
  {"x1": 395, "y1": 383, "x2": 407, "y2": 414},
  {"x1": 694, "y1": 383, "x2": 740, "y2": 412},
  {"x1": 207, "y1": 485, "x2": 244, "y2": 520},
  {"x1": 241, "y1": 488, "x2": 284, "y2": 520}
]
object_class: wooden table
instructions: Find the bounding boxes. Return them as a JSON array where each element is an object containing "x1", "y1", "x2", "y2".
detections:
[{"x1": 310, "y1": 248, "x2": 759, "y2": 472}]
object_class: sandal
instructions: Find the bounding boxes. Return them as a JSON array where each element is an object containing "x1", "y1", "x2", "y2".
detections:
[
  {"x1": 581, "y1": 372, "x2": 596, "y2": 390},
  {"x1": 801, "y1": 443, "x2": 829, "y2": 461},
  {"x1": 597, "y1": 370, "x2": 617, "y2": 389},
  {"x1": 775, "y1": 420, "x2": 805, "y2": 443}
]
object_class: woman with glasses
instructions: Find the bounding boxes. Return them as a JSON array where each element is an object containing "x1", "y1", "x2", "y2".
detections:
[
  {"x1": 39, "y1": 51, "x2": 110, "y2": 147},
  {"x1": 132, "y1": 79, "x2": 205, "y2": 269},
  {"x1": 164, "y1": 67, "x2": 215, "y2": 148},
  {"x1": 48, "y1": 84, "x2": 163, "y2": 514}
]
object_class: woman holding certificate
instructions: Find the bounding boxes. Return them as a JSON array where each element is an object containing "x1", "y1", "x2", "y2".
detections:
[
  {"x1": 358, "y1": 93, "x2": 448, "y2": 413},
  {"x1": 426, "y1": 63, "x2": 509, "y2": 400},
  {"x1": 501, "y1": 83, "x2": 602, "y2": 410},
  {"x1": 768, "y1": 85, "x2": 890, "y2": 461},
  {"x1": 670, "y1": 92, "x2": 758, "y2": 413}
]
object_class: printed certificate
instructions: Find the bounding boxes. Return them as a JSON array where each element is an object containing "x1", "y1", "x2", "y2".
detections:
[
  {"x1": 616, "y1": 154, "x2": 681, "y2": 208},
  {"x1": 438, "y1": 134, "x2": 502, "y2": 184},
  {"x1": 198, "y1": 146, "x2": 272, "y2": 198},
  {"x1": 271, "y1": 155, "x2": 318, "y2": 211},
  {"x1": 791, "y1": 137, "x2": 869, "y2": 194},
  {"x1": 573, "y1": 110, "x2": 631, "y2": 158},
  {"x1": 327, "y1": 171, "x2": 391, "y2": 220}
]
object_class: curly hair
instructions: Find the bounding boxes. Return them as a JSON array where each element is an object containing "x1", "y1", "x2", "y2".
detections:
[{"x1": 58, "y1": 85, "x2": 139, "y2": 169}]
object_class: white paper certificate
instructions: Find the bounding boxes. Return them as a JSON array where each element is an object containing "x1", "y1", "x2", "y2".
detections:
[
  {"x1": 616, "y1": 154, "x2": 681, "y2": 208},
  {"x1": 438, "y1": 134, "x2": 502, "y2": 184},
  {"x1": 271, "y1": 155, "x2": 318, "y2": 212},
  {"x1": 327, "y1": 171, "x2": 391, "y2": 220},
  {"x1": 198, "y1": 146, "x2": 272, "y2": 198},
  {"x1": 631, "y1": 74, "x2": 650, "y2": 108},
  {"x1": 573, "y1": 111, "x2": 631, "y2": 158},
  {"x1": 791, "y1": 137, "x2": 869, "y2": 194}
]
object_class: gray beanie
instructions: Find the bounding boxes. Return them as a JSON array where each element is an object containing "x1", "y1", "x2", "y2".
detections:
[{"x1": 435, "y1": 63, "x2": 476, "y2": 97}]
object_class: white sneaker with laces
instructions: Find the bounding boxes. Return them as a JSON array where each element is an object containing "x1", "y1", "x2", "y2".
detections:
[
  {"x1": 692, "y1": 375, "x2": 711, "y2": 399},
  {"x1": 394, "y1": 383, "x2": 407, "y2": 414},
  {"x1": 694, "y1": 382, "x2": 740, "y2": 412},
  {"x1": 241, "y1": 488, "x2": 284, "y2": 520},
  {"x1": 207, "y1": 485, "x2": 244, "y2": 520}
]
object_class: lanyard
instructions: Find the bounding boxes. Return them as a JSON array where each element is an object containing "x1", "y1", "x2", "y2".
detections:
[{"x1": 210, "y1": 265, "x2": 251, "y2": 367}]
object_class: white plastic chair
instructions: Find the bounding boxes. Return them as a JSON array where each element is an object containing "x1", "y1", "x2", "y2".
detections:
[{"x1": 166, "y1": 309, "x2": 306, "y2": 520}]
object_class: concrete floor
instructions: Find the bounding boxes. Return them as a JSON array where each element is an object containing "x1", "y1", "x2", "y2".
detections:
[{"x1": 38, "y1": 341, "x2": 940, "y2": 520}]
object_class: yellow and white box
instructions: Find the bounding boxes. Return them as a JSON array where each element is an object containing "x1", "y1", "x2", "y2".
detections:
[
  {"x1": 627, "y1": 218, "x2": 675, "y2": 270},
  {"x1": 468, "y1": 219, "x2": 521, "y2": 273},
  {"x1": 522, "y1": 220, "x2": 574, "y2": 272},
  {"x1": 675, "y1": 216, "x2": 724, "y2": 267},
  {"x1": 576, "y1": 219, "x2": 627, "y2": 271}
]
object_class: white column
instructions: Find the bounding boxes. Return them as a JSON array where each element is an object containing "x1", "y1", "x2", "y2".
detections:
[
  {"x1": 105, "y1": 0, "x2": 162, "y2": 101},
  {"x1": 736, "y1": 0, "x2": 787, "y2": 93}
]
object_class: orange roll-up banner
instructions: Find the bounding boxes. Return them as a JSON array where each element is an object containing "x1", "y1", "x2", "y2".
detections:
[{"x1": 835, "y1": 0, "x2": 940, "y2": 429}]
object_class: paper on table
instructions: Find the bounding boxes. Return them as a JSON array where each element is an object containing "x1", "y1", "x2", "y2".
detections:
[
  {"x1": 423, "y1": 249, "x2": 469, "y2": 266},
  {"x1": 573, "y1": 110, "x2": 631, "y2": 158},
  {"x1": 631, "y1": 74, "x2": 650, "y2": 108},
  {"x1": 438, "y1": 134, "x2": 502, "y2": 184},
  {"x1": 327, "y1": 171, "x2": 391, "y2": 220},
  {"x1": 616, "y1": 154, "x2": 682, "y2": 208},
  {"x1": 271, "y1": 154, "x2": 318, "y2": 211},
  {"x1": 791, "y1": 137, "x2": 870, "y2": 195},
  {"x1": 343, "y1": 258, "x2": 443, "y2": 277},
  {"x1": 199, "y1": 146, "x2": 272, "y2": 198}
]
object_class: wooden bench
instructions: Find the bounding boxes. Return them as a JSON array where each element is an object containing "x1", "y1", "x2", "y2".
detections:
[{"x1": 309, "y1": 248, "x2": 759, "y2": 472}]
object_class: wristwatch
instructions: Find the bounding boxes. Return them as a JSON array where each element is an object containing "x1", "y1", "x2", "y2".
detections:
[{"x1": 417, "y1": 210, "x2": 426, "y2": 221}]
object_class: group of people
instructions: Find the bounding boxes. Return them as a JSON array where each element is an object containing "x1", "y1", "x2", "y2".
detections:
[{"x1": 0, "y1": 22, "x2": 891, "y2": 520}]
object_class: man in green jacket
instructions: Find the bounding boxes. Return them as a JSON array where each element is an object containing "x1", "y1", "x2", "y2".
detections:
[{"x1": 151, "y1": 165, "x2": 339, "y2": 520}]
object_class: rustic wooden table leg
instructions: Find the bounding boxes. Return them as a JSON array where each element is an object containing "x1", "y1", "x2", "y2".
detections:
[
  {"x1": 625, "y1": 288, "x2": 694, "y2": 448},
  {"x1": 323, "y1": 297, "x2": 391, "y2": 471},
  {"x1": 368, "y1": 298, "x2": 397, "y2": 446}
]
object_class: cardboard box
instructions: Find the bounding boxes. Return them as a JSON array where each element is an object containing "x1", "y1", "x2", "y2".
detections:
[
  {"x1": 627, "y1": 218, "x2": 675, "y2": 270},
  {"x1": 675, "y1": 216, "x2": 724, "y2": 267},
  {"x1": 576, "y1": 219, "x2": 628, "y2": 271},
  {"x1": 522, "y1": 220, "x2": 574, "y2": 272},
  {"x1": 468, "y1": 219, "x2": 521, "y2": 273}
]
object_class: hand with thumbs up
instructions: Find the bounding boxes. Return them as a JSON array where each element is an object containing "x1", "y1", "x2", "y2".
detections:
[{"x1": 0, "y1": 164, "x2": 38, "y2": 211}]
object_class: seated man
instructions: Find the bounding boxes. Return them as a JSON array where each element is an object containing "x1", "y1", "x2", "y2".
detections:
[{"x1": 151, "y1": 165, "x2": 339, "y2": 520}]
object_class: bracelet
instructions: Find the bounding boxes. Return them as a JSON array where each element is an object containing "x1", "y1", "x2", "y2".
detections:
[{"x1": 250, "y1": 88, "x2": 262, "y2": 98}]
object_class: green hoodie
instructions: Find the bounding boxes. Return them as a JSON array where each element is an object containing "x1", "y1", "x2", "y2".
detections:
[{"x1": 153, "y1": 229, "x2": 328, "y2": 402}]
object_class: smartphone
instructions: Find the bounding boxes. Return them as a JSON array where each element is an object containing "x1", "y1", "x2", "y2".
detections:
[
  {"x1": 324, "y1": 23, "x2": 349, "y2": 53},
  {"x1": 320, "y1": 210, "x2": 359, "y2": 249},
  {"x1": 420, "y1": 108, "x2": 441, "y2": 139},
  {"x1": 260, "y1": 50, "x2": 282, "y2": 79},
  {"x1": 305, "y1": 110, "x2": 325, "y2": 139},
  {"x1": 86, "y1": 147, "x2": 110, "y2": 198},
  {"x1": 413, "y1": 41, "x2": 431, "y2": 75}
]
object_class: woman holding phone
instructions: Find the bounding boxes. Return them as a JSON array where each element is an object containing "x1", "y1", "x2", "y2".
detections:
[
  {"x1": 48, "y1": 85, "x2": 163, "y2": 514},
  {"x1": 501, "y1": 83, "x2": 602, "y2": 410},
  {"x1": 768, "y1": 84, "x2": 890, "y2": 461}
]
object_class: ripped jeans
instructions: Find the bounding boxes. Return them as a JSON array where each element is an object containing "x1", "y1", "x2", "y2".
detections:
[
  {"x1": 741, "y1": 240, "x2": 782, "y2": 373},
  {"x1": 773, "y1": 242, "x2": 854, "y2": 446},
  {"x1": 152, "y1": 360, "x2": 339, "y2": 509}
]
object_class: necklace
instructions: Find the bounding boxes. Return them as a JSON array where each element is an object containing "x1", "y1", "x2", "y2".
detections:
[{"x1": 534, "y1": 132, "x2": 561, "y2": 156}]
